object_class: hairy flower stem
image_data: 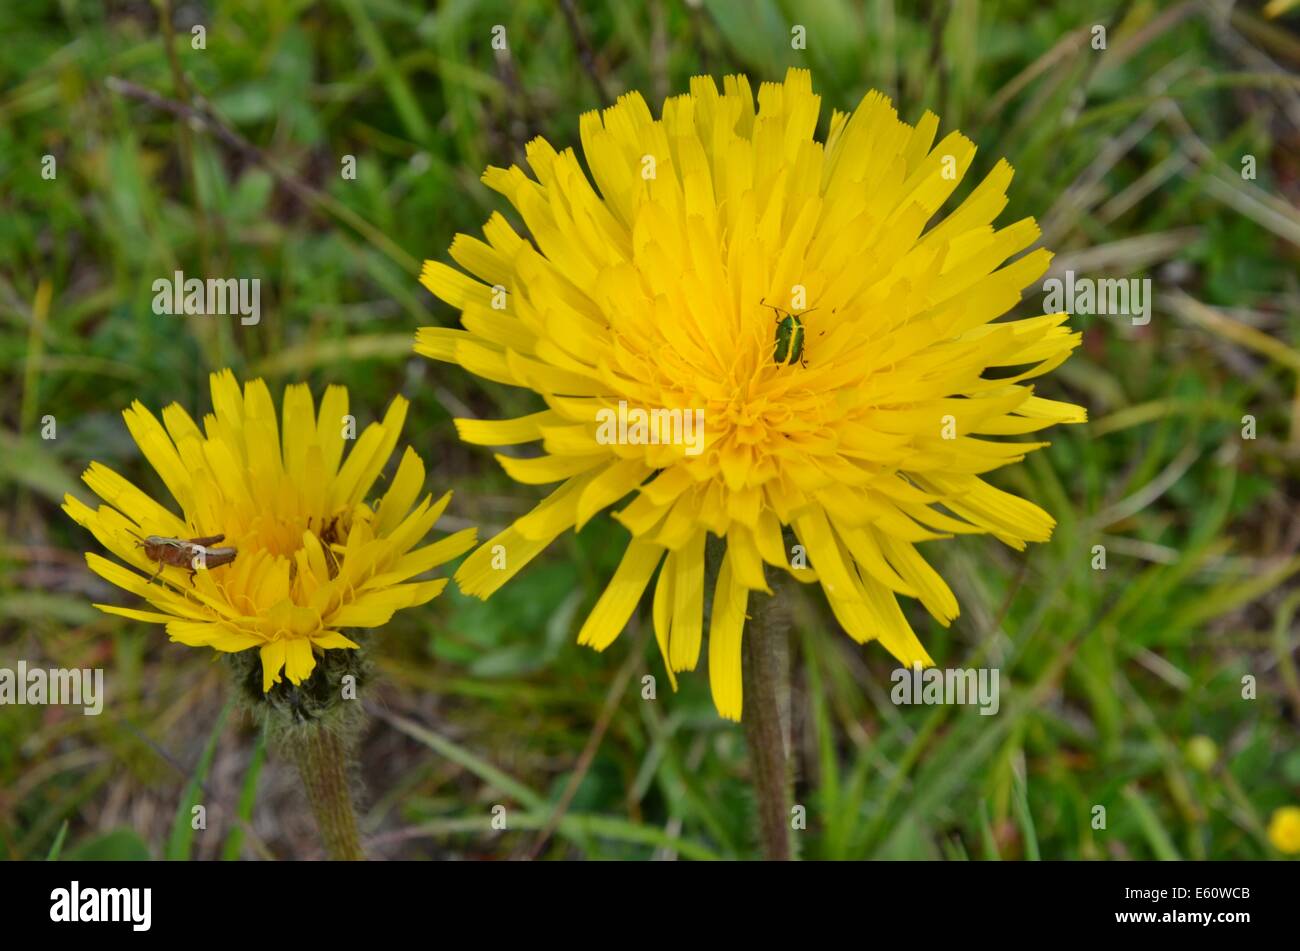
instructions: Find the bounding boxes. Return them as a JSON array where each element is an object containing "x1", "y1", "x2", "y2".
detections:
[
  {"x1": 287, "y1": 726, "x2": 365, "y2": 861},
  {"x1": 229, "y1": 643, "x2": 372, "y2": 860},
  {"x1": 742, "y1": 584, "x2": 795, "y2": 861}
]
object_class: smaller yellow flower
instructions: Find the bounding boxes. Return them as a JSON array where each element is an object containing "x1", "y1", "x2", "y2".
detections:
[
  {"x1": 1267, "y1": 805, "x2": 1300, "y2": 854},
  {"x1": 63, "y1": 369, "x2": 475, "y2": 691}
]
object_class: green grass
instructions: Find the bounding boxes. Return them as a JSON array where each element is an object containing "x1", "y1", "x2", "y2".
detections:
[{"x1": 2, "y1": 0, "x2": 1299, "y2": 860}]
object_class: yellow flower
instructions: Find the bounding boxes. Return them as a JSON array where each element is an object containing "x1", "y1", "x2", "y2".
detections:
[
  {"x1": 63, "y1": 369, "x2": 475, "y2": 692},
  {"x1": 1268, "y1": 806, "x2": 1300, "y2": 854},
  {"x1": 417, "y1": 69, "x2": 1085, "y2": 720}
]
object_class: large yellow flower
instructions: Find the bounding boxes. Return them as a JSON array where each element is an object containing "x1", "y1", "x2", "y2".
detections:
[
  {"x1": 63, "y1": 369, "x2": 475, "y2": 691},
  {"x1": 417, "y1": 68, "x2": 1085, "y2": 720}
]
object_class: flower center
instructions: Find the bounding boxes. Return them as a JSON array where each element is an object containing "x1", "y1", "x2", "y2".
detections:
[{"x1": 222, "y1": 508, "x2": 349, "y2": 561}]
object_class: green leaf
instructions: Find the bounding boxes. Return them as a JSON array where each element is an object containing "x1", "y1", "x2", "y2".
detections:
[
  {"x1": 220, "y1": 729, "x2": 267, "y2": 861},
  {"x1": 165, "y1": 700, "x2": 233, "y2": 861},
  {"x1": 65, "y1": 828, "x2": 151, "y2": 862},
  {"x1": 45, "y1": 820, "x2": 69, "y2": 861}
]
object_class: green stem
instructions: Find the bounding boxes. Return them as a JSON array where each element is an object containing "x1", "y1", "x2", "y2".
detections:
[
  {"x1": 742, "y1": 587, "x2": 795, "y2": 861},
  {"x1": 288, "y1": 726, "x2": 365, "y2": 861}
]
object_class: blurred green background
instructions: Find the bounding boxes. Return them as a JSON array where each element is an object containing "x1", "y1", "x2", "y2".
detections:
[{"x1": 2, "y1": 0, "x2": 1299, "y2": 860}]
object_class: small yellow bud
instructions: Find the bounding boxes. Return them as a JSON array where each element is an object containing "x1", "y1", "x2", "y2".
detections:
[
  {"x1": 1267, "y1": 806, "x2": 1300, "y2": 854},
  {"x1": 1184, "y1": 735, "x2": 1217, "y2": 772}
]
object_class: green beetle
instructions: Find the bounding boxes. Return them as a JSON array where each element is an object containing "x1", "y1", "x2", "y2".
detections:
[
  {"x1": 763, "y1": 299, "x2": 816, "y2": 368},
  {"x1": 773, "y1": 312, "x2": 806, "y2": 366}
]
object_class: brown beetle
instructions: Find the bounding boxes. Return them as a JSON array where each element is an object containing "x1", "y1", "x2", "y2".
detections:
[{"x1": 134, "y1": 533, "x2": 237, "y2": 583}]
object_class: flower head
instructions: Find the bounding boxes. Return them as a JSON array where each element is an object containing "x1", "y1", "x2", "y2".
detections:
[
  {"x1": 63, "y1": 369, "x2": 475, "y2": 692},
  {"x1": 417, "y1": 68, "x2": 1084, "y2": 720},
  {"x1": 1268, "y1": 806, "x2": 1300, "y2": 854}
]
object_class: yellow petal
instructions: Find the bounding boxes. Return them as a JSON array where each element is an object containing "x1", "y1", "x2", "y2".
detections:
[
  {"x1": 260, "y1": 640, "x2": 288, "y2": 692},
  {"x1": 708, "y1": 550, "x2": 748, "y2": 722},
  {"x1": 284, "y1": 638, "x2": 316, "y2": 685},
  {"x1": 576, "y1": 537, "x2": 664, "y2": 651}
]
